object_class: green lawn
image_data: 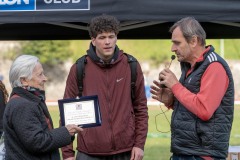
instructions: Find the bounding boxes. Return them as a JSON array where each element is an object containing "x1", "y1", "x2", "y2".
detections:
[{"x1": 49, "y1": 105, "x2": 240, "y2": 160}]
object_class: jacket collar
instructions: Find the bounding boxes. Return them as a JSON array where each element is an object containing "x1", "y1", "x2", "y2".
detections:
[
  {"x1": 87, "y1": 43, "x2": 119, "y2": 64},
  {"x1": 10, "y1": 87, "x2": 43, "y2": 103}
]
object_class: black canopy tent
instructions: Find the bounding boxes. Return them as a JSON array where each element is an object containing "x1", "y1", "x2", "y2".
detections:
[{"x1": 1, "y1": 0, "x2": 240, "y2": 40}]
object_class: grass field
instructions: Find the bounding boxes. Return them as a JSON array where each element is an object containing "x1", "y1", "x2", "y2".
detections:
[{"x1": 48, "y1": 105, "x2": 240, "y2": 160}]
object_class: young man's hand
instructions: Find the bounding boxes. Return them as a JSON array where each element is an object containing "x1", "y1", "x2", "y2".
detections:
[{"x1": 131, "y1": 147, "x2": 144, "y2": 160}]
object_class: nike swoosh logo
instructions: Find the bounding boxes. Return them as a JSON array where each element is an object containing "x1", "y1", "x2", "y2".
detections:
[{"x1": 116, "y1": 78, "x2": 123, "y2": 83}]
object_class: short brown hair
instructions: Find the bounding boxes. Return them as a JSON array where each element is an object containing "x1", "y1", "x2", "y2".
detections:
[
  {"x1": 88, "y1": 14, "x2": 120, "y2": 38},
  {"x1": 169, "y1": 17, "x2": 206, "y2": 46}
]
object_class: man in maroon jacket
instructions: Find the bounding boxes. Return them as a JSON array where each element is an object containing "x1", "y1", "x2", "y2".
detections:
[{"x1": 61, "y1": 14, "x2": 148, "y2": 160}]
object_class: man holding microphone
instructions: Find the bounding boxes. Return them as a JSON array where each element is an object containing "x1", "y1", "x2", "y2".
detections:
[{"x1": 151, "y1": 17, "x2": 234, "y2": 160}]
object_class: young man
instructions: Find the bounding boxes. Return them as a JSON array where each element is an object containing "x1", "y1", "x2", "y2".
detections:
[
  {"x1": 62, "y1": 14, "x2": 148, "y2": 160},
  {"x1": 151, "y1": 17, "x2": 234, "y2": 159}
]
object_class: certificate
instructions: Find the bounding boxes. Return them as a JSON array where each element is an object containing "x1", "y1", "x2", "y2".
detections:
[{"x1": 58, "y1": 95, "x2": 101, "y2": 128}]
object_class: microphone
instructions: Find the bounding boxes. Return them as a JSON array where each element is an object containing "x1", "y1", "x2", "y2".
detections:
[
  {"x1": 160, "y1": 55, "x2": 176, "y2": 88},
  {"x1": 168, "y1": 55, "x2": 176, "y2": 68}
]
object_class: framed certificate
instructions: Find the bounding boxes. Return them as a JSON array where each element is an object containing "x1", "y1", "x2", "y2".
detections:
[{"x1": 58, "y1": 95, "x2": 102, "y2": 128}]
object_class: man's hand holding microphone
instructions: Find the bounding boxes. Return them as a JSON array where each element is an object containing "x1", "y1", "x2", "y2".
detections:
[{"x1": 150, "y1": 55, "x2": 178, "y2": 107}]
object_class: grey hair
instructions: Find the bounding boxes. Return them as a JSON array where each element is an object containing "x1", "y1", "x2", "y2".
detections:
[
  {"x1": 9, "y1": 55, "x2": 39, "y2": 88},
  {"x1": 169, "y1": 17, "x2": 206, "y2": 46}
]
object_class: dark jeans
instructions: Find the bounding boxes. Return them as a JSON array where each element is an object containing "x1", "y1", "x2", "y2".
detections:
[
  {"x1": 170, "y1": 154, "x2": 204, "y2": 160},
  {"x1": 170, "y1": 154, "x2": 225, "y2": 160},
  {"x1": 76, "y1": 151, "x2": 131, "y2": 160}
]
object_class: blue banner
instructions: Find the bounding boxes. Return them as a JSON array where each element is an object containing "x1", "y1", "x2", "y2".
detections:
[
  {"x1": 0, "y1": 0, "x2": 35, "y2": 11},
  {"x1": 0, "y1": 0, "x2": 89, "y2": 11}
]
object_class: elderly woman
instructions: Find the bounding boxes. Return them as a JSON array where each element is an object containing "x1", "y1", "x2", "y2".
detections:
[{"x1": 3, "y1": 55, "x2": 83, "y2": 160}]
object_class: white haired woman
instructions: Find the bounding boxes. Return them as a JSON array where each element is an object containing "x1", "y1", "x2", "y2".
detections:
[{"x1": 3, "y1": 55, "x2": 83, "y2": 160}]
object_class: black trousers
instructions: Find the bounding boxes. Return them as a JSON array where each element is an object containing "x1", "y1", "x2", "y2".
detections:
[
  {"x1": 170, "y1": 154, "x2": 203, "y2": 160},
  {"x1": 170, "y1": 154, "x2": 225, "y2": 160},
  {"x1": 76, "y1": 151, "x2": 131, "y2": 160}
]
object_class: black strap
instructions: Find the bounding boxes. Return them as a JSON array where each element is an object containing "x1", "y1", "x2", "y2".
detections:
[
  {"x1": 76, "y1": 54, "x2": 137, "y2": 101},
  {"x1": 124, "y1": 53, "x2": 137, "y2": 101},
  {"x1": 76, "y1": 55, "x2": 87, "y2": 97}
]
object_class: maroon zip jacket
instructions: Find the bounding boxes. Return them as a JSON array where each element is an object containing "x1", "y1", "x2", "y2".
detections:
[{"x1": 61, "y1": 45, "x2": 148, "y2": 158}]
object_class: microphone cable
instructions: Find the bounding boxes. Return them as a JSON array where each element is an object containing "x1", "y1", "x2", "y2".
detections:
[
  {"x1": 155, "y1": 92, "x2": 171, "y2": 133},
  {"x1": 155, "y1": 55, "x2": 176, "y2": 133}
]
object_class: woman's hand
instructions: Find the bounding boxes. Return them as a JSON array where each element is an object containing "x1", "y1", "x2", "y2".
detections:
[{"x1": 65, "y1": 124, "x2": 83, "y2": 136}]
